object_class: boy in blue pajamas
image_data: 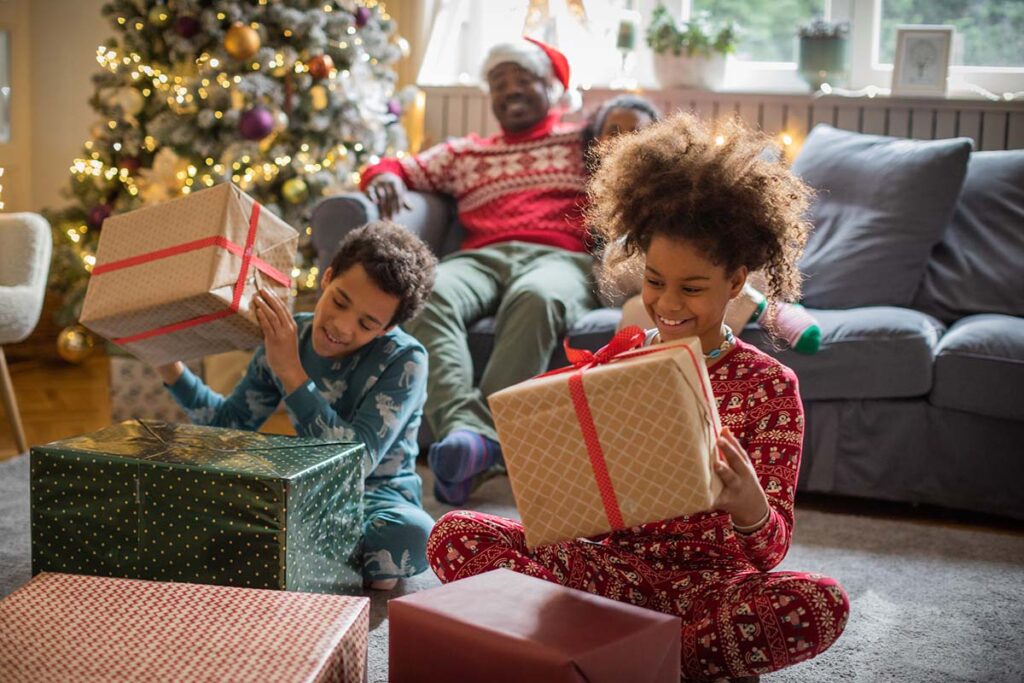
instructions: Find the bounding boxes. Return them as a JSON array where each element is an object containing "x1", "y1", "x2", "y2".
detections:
[{"x1": 156, "y1": 221, "x2": 438, "y2": 590}]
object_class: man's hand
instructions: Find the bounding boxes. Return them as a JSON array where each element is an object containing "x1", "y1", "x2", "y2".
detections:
[
  {"x1": 713, "y1": 427, "x2": 771, "y2": 531},
  {"x1": 365, "y1": 172, "x2": 411, "y2": 219},
  {"x1": 155, "y1": 362, "x2": 185, "y2": 386},
  {"x1": 252, "y1": 288, "x2": 308, "y2": 394}
]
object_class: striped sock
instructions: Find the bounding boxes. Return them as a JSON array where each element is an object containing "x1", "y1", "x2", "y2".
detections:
[
  {"x1": 757, "y1": 301, "x2": 822, "y2": 355},
  {"x1": 427, "y1": 430, "x2": 504, "y2": 484}
]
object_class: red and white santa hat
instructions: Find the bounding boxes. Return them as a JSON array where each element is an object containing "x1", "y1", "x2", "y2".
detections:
[{"x1": 480, "y1": 37, "x2": 581, "y2": 112}]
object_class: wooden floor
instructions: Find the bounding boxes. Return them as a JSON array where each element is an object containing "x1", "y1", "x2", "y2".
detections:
[{"x1": 0, "y1": 354, "x2": 295, "y2": 460}]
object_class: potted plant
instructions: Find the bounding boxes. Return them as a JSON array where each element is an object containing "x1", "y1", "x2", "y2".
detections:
[
  {"x1": 646, "y1": 5, "x2": 737, "y2": 90},
  {"x1": 797, "y1": 17, "x2": 850, "y2": 91}
]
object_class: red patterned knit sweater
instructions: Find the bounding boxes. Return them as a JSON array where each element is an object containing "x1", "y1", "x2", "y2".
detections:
[{"x1": 359, "y1": 112, "x2": 589, "y2": 252}]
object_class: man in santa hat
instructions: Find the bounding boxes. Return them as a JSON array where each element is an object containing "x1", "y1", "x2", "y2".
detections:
[{"x1": 360, "y1": 37, "x2": 594, "y2": 505}]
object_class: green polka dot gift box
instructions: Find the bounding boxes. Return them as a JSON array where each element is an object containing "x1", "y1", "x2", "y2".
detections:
[{"x1": 30, "y1": 420, "x2": 365, "y2": 595}]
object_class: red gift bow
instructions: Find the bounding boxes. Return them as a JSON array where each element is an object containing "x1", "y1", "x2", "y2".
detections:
[
  {"x1": 548, "y1": 325, "x2": 721, "y2": 534},
  {"x1": 90, "y1": 202, "x2": 291, "y2": 345},
  {"x1": 538, "y1": 325, "x2": 649, "y2": 380}
]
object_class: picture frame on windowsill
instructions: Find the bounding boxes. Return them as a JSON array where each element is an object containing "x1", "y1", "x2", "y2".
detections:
[{"x1": 891, "y1": 25, "x2": 954, "y2": 98}]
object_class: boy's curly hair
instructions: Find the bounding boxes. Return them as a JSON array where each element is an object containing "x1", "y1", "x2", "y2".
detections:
[
  {"x1": 327, "y1": 220, "x2": 437, "y2": 327},
  {"x1": 587, "y1": 112, "x2": 812, "y2": 332}
]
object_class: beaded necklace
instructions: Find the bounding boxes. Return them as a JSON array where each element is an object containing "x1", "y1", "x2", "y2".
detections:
[
  {"x1": 653, "y1": 325, "x2": 736, "y2": 364},
  {"x1": 705, "y1": 325, "x2": 736, "y2": 362}
]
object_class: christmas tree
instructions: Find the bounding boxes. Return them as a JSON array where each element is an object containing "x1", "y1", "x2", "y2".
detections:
[{"x1": 47, "y1": 0, "x2": 413, "y2": 327}]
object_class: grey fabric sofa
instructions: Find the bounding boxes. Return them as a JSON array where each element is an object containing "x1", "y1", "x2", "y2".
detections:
[{"x1": 310, "y1": 128, "x2": 1024, "y2": 520}]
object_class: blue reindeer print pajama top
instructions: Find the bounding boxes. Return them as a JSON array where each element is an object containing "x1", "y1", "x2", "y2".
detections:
[{"x1": 166, "y1": 312, "x2": 434, "y2": 582}]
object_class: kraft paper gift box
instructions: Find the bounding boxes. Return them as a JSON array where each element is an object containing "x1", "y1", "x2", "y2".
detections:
[
  {"x1": 389, "y1": 568, "x2": 681, "y2": 683},
  {"x1": 489, "y1": 330, "x2": 723, "y2": 548},
  {"x1": 31, "y1": 420, "x2": 364, "y2": 594},
  {"x1": 80, "y1": 183, "x2": 297, "y2": 366},
  {"x1": 0, "y1": 573, "x2": 370, "y2": 683}
]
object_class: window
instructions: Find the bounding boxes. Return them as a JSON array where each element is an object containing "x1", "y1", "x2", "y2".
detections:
[
  {"x1": 878, "y1": 0, "x2": 1024, "y2": 68},
  {"x1": 416, "y1": 0, "x2": 1024, "y2": 98},
  {"x1": 692, "y1": 0, "x2": 824, "y2": 63}
]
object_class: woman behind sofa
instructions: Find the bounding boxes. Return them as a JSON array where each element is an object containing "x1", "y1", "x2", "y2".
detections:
[{"x1": 427, "y1": 113, "x2": 849, "y2": 682}]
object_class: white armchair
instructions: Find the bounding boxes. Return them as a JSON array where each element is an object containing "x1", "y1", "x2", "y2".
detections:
[{"x1": 0, "y1": 213, "x2": 52, "y2": 454}]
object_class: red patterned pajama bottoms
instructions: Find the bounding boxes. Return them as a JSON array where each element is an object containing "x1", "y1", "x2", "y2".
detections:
[{"x1": 427, "y1": 510, "x2": 849, "y2": 681}]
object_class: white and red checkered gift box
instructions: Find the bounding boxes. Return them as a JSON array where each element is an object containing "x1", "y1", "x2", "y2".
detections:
[{"x1": 0, "y1": 573, "x2": 369, "y2": 682}]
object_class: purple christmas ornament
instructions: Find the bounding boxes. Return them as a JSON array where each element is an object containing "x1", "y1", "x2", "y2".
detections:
[
  {"x1": 387, "y1": 99, "x2": 402, "y2": 116},
  {"x1": 175, "y1": 16, "x2": 200, "y2": 39},
  {"x1": 355, "y1": 7, "x2": 371, "y2": 27},
  {"x1": 87, "y1": 204, "x2": 113, "y2": 231},
  {"x1": 239, "y1": 106, "x2": 275, "y2": 141}
]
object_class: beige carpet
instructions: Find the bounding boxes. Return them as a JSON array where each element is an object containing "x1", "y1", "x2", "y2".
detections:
[{"x1": 3, "y1": 455, "x2": 1023, "y2": 682}]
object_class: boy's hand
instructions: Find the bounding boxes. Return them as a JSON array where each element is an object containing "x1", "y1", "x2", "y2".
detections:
[
  {"x1": 253, "y1": 288, "x2": 308, "y2": 394},
  {"x1": 155, "y1": 362, "x2": 185, "y2": 386},
  {"x1": 713, "y1": 427, "x2": 771, "y2": 531}
]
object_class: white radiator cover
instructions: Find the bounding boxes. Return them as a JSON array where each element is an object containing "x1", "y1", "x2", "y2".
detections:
[{"x1": 420, "y1": 86, "x2": 1024, "y2": 152}]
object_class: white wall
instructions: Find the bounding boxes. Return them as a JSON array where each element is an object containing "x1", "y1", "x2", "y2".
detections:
[{"x1": 0, "y1": 0, "x2": 108, "y2": 213}]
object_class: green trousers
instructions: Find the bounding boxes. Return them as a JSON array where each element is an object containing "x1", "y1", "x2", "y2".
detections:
[{"x1": 405, "y1": 242, "x2": 597, "y2": 441}]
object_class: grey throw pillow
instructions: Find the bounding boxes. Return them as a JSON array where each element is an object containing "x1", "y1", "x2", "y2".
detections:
[
  {"x1": 913, "y1": 151, "x2": 1024, "y2": 324},
  {"x1": 792, "y1": 125, "x2": 972, "y2": 309}
]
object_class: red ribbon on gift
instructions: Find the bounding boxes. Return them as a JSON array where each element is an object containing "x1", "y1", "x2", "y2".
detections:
[
  {"x1": 90, "y1": 202, "x2": 291, "y2": 345},
  {"x1": 553, "y1": 326, "x2": 722, "y2": 532}
]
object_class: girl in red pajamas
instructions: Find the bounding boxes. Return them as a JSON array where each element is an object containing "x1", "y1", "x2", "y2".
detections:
[{"x1": 426, "y1": 113, "x2": 849, "y2": 682}]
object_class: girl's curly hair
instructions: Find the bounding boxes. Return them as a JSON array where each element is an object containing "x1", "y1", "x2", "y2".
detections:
[{"x1": 587, "y1": 112, "x2": 812, "y2": 333}]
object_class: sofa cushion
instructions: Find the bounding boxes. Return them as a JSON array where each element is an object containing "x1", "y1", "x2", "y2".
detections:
[
  {"x1": 930, "y1": 314, "x2": 1024, "y2": 421},
  {"x1": 565, "y1": 308, "x2": 622, "y2": 352},
  {"x1": 791, "y1": 125, "x2": 972, "y2": 310},
  {"x1": 742, "y1": 307, "x2": 945, "y2": 400},
  {"x1": 913, "y1": 151, "x2": 1024, "y2": 324}
]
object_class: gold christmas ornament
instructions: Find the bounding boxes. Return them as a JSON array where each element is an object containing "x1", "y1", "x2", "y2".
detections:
[
  {"x1": 111, "y1": 87, "x2": 145, "y2": 116},
  {"x1": 282, "y1": 177, "x2": 310, "y2": 204},
  {"x1": 224, "y1": 23, "x2": 262, "y2": 61},
  {"x1": 309, "y1": 85, "x2": 329, "y2": 111},
  {"x1": 57, "y1": 325, "x2": 96, "y2": 364},
  {"x1": 230, "y1": 88, "x2": 247, "y2": 111}
]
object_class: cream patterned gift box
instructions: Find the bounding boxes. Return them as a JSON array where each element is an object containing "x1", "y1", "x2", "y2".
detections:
[
  {"x1": 108, "y1": 355, "x2": 204, "y2": 423},
  {"x1": 0, "y1": 572, "x2": 369, "y2": 682},
  {"x1": 80, "y1": 183, "x2": 297, "y2": 366},
  {"x1": 489, "y1": 331, "x2": 724, "y2": 548}
]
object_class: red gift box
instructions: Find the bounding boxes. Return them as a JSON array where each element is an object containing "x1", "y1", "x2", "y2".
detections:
[
  {"x1": 389, "y1": 569, "x2": 681, "y2": 682},
  {"x1": 0, "y1": 573, "x2": 369, "y2": 682}
]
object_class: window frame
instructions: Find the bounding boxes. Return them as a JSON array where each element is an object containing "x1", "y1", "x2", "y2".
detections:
[
  {"x1": 416, "y1": 0, "x2": 1024, "y2": 99},
  {"x1": 839, "y1": 0, "x2": 1024, "y2": 97},
  {"x1": 650, "y1": 0, "x2": 1024, "y2": 96}
]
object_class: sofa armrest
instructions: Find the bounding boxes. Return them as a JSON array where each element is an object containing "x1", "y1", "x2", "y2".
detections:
[{"x1": 310, "y1": 191, "x2": 461, "y2": 274}]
